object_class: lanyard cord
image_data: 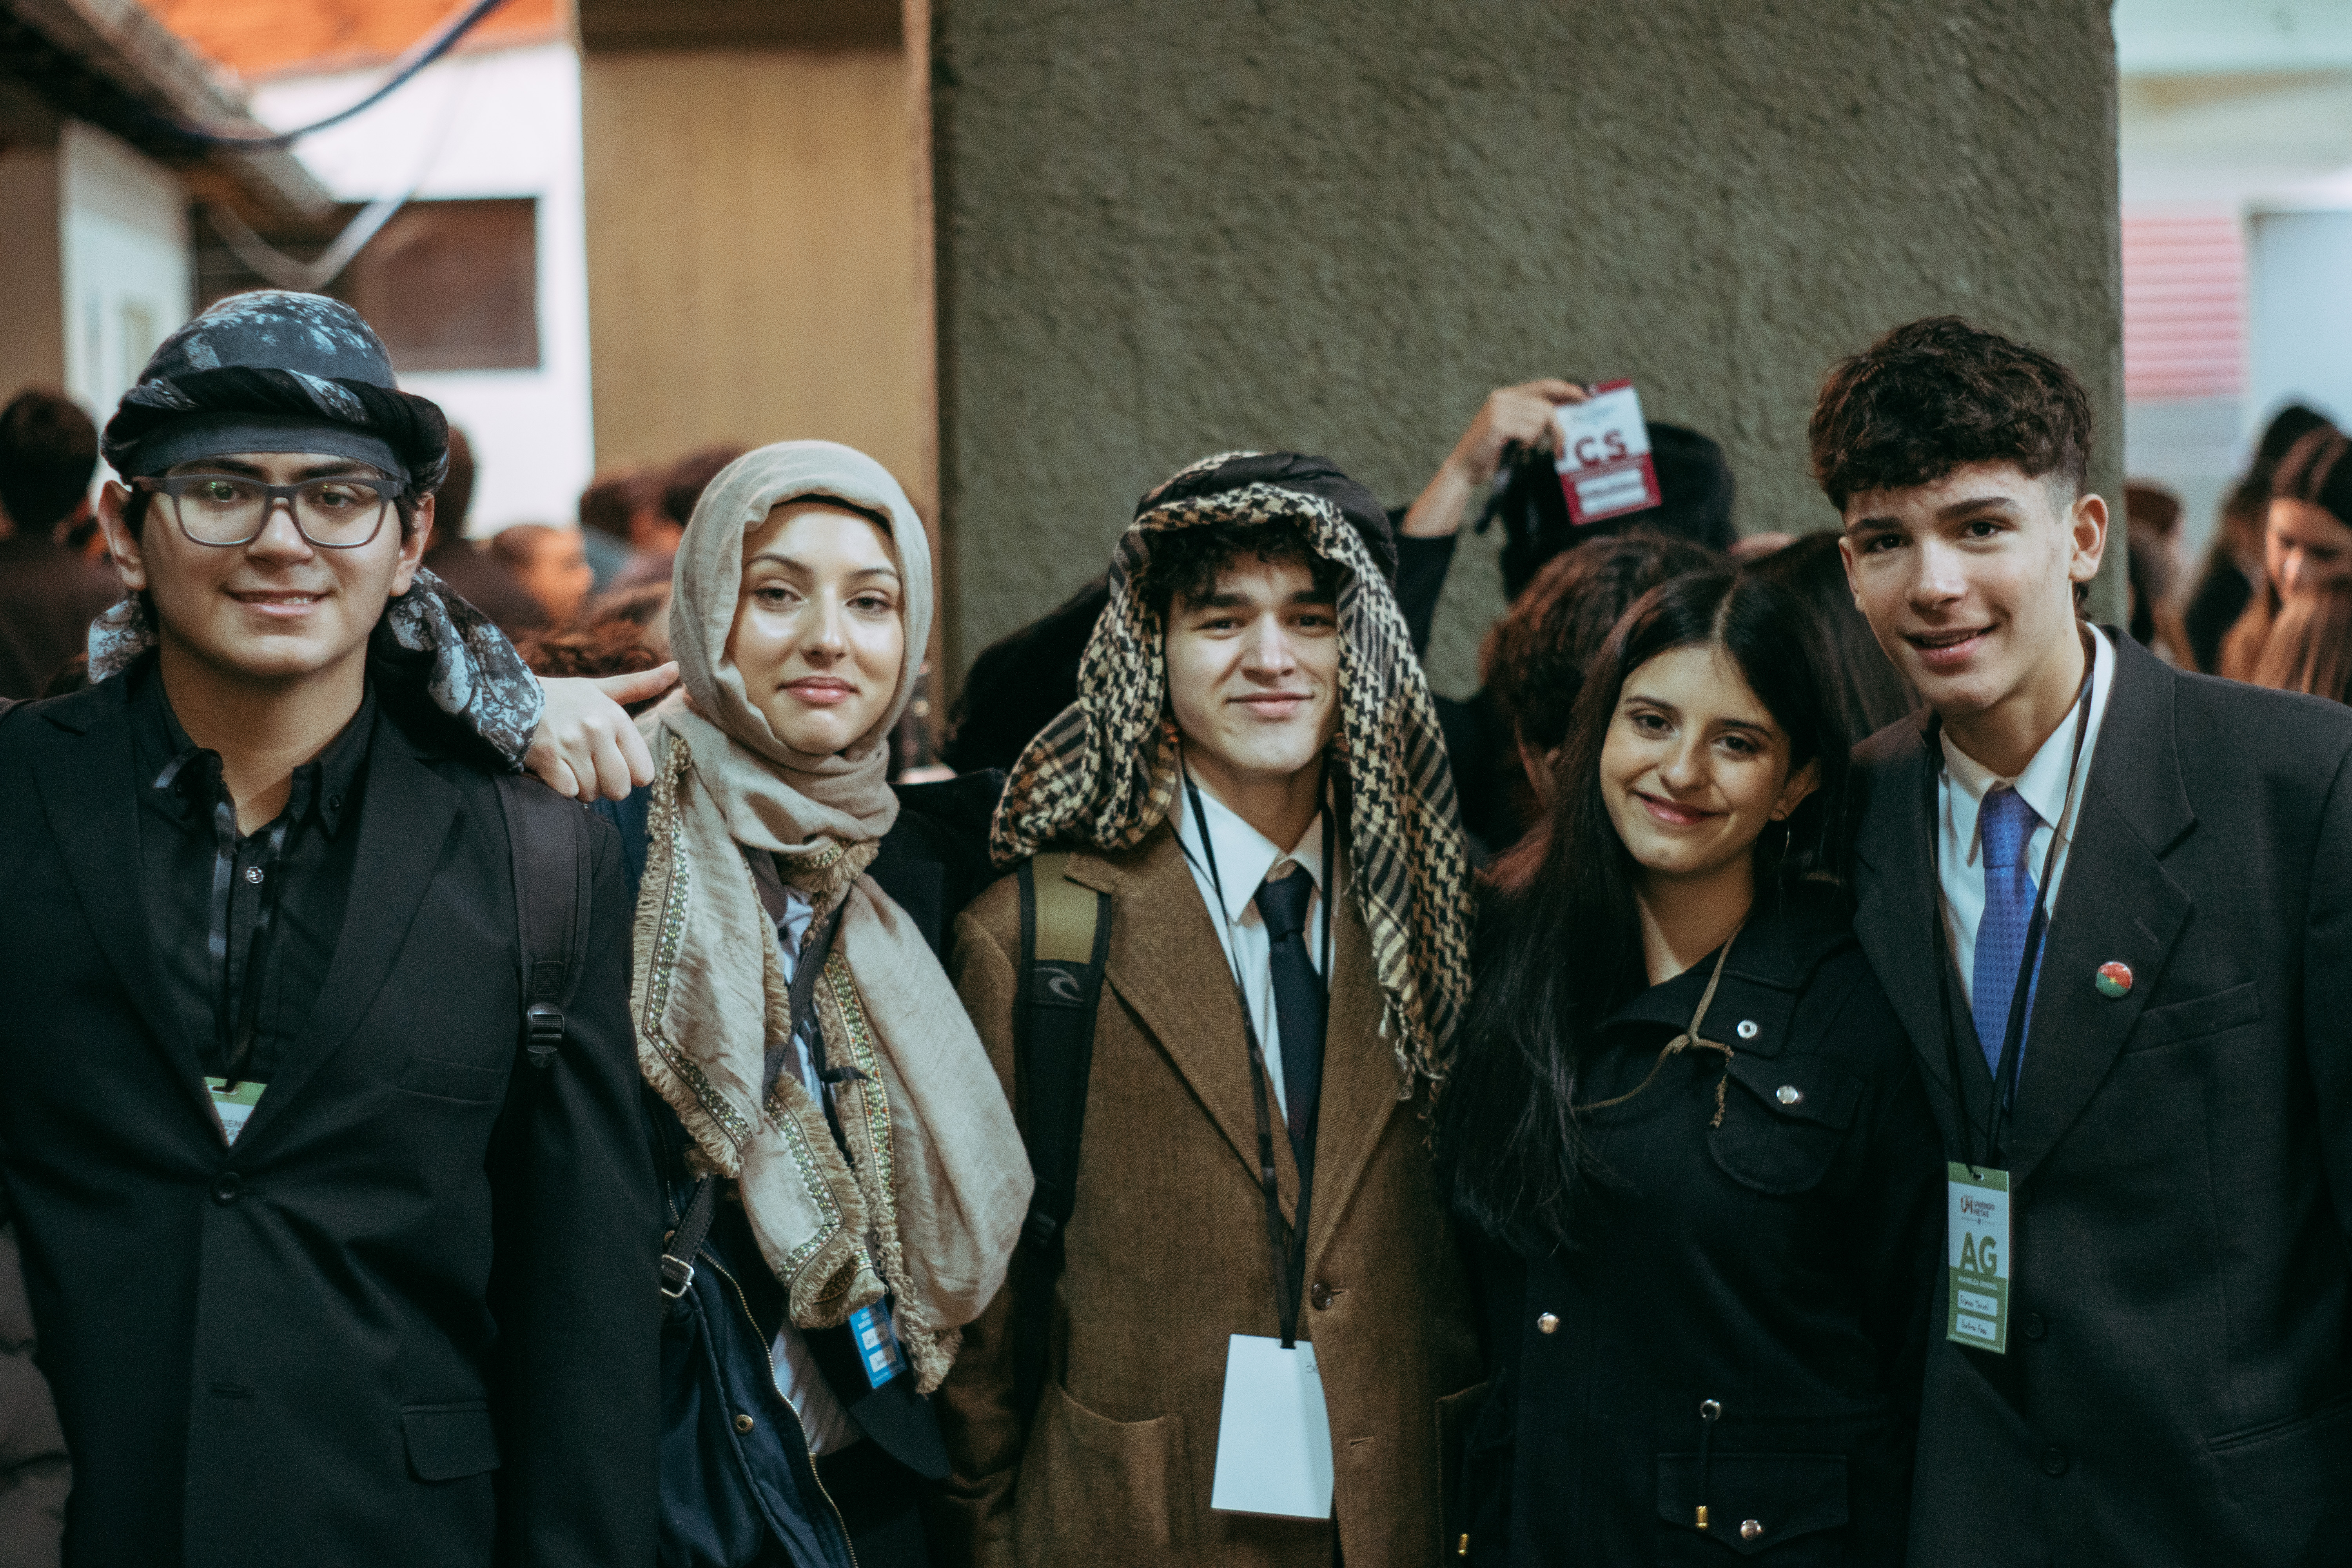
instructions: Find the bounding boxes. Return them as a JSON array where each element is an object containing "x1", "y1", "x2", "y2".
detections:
[
  {"x1": 158, "y1": 748, "x2": 296, "y2": 1092},
  {"x1": 1922, "y1": 644, "x2": 2096, "y2": 1170},
  {"x1": 1179, "y1": 755, "x2": 1335, "y2": 1348}
]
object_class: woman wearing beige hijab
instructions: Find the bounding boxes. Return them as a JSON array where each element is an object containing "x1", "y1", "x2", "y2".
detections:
[{"x1": 597, "y1": 440, "x2": 1030, "y2": 1568}]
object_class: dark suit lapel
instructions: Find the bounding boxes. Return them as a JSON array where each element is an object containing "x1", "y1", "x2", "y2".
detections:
[
  {"x1": 1082, "y1": 828, "x2": 1303, "y2": 1220},
  {"x1": 27, "y1": 684, "x2": 214, "y2": 1123},
  {"x1": 236, "y1": 718, "x2": 464, "y2": 1144},
  {"x1": 1852, "y1": 712, "x2": 1966, "y2": 1113},
  {"x1": 2005, "y1": 635, "x2": 2194, "y2": 1186}
]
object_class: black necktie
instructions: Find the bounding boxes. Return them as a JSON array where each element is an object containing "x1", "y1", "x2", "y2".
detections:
[{"x1": 1253, "y1": 867, "x2": 1326, "y2": 1161}]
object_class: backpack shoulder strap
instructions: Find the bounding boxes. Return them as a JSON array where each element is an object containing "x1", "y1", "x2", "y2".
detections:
[
  {"x1": 1012, "y1": 849, "x2": 1111, "y2": 1426},
  {"x1": 493, "y1": 773, "x2": 594, "y2": 1071}
]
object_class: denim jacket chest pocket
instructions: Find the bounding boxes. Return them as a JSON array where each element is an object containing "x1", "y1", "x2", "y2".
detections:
[{"x1": 1707, "y1": 1054, "x2": 1864, "y2": 1196}]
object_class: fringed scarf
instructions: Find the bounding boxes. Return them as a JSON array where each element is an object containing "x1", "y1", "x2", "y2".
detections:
[
  {"x1": 991, "y1": 450, "x2": 1475, "y2": 1087},
  {"x1": 631, "y1": 441, "x2": 1030, "y2": 1393}
]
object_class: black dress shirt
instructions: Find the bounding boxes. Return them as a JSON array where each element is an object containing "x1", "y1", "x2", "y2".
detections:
[{"x1": 128, "y1": 656, "x2": 373, "y2": 1086}]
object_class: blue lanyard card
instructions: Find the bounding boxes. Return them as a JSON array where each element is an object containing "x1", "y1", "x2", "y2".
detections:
[{"x1": 849, "y1": 1301, "x2": 906, "y2": 1389}]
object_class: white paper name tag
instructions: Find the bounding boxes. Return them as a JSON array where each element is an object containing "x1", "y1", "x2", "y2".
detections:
[
  {"x1": 1209, "y1": 1333, "x2": 1334, "y2": 1519},
  {"x1": 1946, "y1": 1162, "x2": 2011, "y2": 1353},
  {"x1": 1552, "y1": 380, "x2": 1661, "y2": 525}
]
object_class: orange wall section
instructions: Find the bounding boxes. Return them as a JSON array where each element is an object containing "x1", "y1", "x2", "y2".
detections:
[{"x1": 140, "y1": 0, "x2": 564, "y2": 81}]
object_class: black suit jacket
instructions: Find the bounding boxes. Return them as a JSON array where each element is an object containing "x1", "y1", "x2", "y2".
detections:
[
  {"x1": 0, "y1": 677, "x2": 661, "y2": 1568},
  {"x1": 1850, "y1": 631, "x2": 2352, "y2": 1567}
]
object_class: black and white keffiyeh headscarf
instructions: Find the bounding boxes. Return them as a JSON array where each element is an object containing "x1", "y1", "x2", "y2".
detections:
[{"x1": 991, "y1": 451, "x2": 1474, "y2": 1086}]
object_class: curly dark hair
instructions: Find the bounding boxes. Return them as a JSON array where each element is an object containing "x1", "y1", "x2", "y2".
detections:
[
  {"x1": 1132, "y1": 517, "x2": 1342, "y2": 618},
  {"x1": 1808, "y1": 316, "x2": 2093, "y2": 514}
]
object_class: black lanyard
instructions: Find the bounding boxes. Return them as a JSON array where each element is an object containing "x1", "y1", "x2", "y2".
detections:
[
  {"x1": 1921, "y1": 648, "x2": 2094, "y2": 1170},
  {"x1": 1180, "y1": 760, "x2": 1335, "y2": 1349},
  {"x1": 158, "y1": 748, "x2": 296, "y2": 1091}
]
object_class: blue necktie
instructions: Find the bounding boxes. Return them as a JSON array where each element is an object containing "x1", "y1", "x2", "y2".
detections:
[
  {"x1": 1972, "y1": 786, "x2": 2043, "y2": 1077},
  {"x1": 1254, "y1": 868, "x2": 1326, "y2": 1161}
]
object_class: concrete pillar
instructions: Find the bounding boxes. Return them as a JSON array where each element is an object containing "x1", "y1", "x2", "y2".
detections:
[{"x1": 932, "y1": 0, "x2": 2124, "y2": 691}]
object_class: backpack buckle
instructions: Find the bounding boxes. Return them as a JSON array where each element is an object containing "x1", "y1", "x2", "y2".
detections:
[{"x1": 523, "y1": 1002, "x2": 566, "y2": 1070}]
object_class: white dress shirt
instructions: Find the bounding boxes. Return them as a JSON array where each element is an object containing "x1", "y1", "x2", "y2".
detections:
[
  {"x1": 1172, "y1": 772, "x2": 1331, "y2": 1120},
  {"x1": 1936, "y1": 624, "x2": 2116, "y2": 1007},
  {"x1": 763, "y1": 882, "x2": 862, "y2": 1457}
]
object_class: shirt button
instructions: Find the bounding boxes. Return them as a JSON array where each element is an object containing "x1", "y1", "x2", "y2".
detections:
[
  {"x1": 1535, "y1": 1312, "x2": 1559, "y2": 1335},
  {"x1": 734, "y1": 1413, "x2": 755, "y2": 1434},
  {"x1": 2040, "y1": 1445, "x2": 2068, "y2": 1476},
  {"x1": 327, "y1": 794, "x2": 342, "y2": 812},
  {"x1": 2022, "y1": 1313, "x2": 2047, "y2": 1341},
  {"x1": 243, "y1": 866, "x2": 265, "y2": 885},
  {"x1": 211, "y1": 1172, "x2": 243, "y2": 1205},
  {"x1": 1309, "y1": 1282, "x2": 1334, "y2": 1310}
]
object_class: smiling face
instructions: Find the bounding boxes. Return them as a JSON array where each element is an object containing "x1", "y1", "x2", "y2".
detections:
[
  {"x1": 101, "y1": 450, "x2": 425, "y2": 688},
  {"x1": 1600, "y1": 642, "x2": 1817, "y2": 887},
  {"x1": 726, "y1": 500, "x2": 904, "y2": 755},
  {"x1": 2265, "y1": 498, "x2": 2352, "y2": 602},
  {"x1": 1163, "y1": 554, "x2": 1340, "y2": 804},
  {"x1": 1837, "y1": 461, "x2": 2104, "y2": 731}
]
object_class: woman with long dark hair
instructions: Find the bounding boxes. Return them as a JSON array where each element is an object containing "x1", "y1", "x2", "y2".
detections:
[{"x1": 1439, "y1": 569, "x2": 1942, "y2": 1565}]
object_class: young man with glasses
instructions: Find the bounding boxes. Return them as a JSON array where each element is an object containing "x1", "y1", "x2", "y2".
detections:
[
  {"x1": 1826, "y1": 317, "x2": 2352, "y2": 1564},
  {"x1": 0, "y1": 292, "x2": 660, "y2": 1568}
]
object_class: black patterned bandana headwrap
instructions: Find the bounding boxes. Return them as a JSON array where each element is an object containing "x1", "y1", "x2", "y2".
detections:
[
  {"x1": 991, "y1": 450, "x2": 1474, "y2": 1086},
  {"x1": 100, "y1": 290, "x2": 449, "y2": 491}
]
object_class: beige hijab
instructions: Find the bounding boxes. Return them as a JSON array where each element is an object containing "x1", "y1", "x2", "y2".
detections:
[{"x1": 632, "y1": 440, "x2": 1030, "y2": 1392}]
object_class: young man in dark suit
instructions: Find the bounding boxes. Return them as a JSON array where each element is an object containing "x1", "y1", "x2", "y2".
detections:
[
  {"x1": 1825, "y1": 316, "x2": 2352, "y2": 1566},
  {"x1": 0, "y1": 292, "x2": 661, "y2": 1568}
]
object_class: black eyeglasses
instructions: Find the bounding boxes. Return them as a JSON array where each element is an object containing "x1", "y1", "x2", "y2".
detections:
[{"x1": 132, "y1": 473, "x2": 404, "y2": 549}]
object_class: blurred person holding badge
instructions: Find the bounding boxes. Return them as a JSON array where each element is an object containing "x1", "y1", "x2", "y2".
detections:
[{"x1": 929, "y1": 452, "x2": 1483, "y2": 1567}]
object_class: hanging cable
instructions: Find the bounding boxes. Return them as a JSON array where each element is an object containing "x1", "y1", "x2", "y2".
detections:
[
  {"x1": 200, "y1": 62, "x2": 467, "y2": 292},
  {"x1": 146, "y1": 0, "x2": 512, "y2": 150}
]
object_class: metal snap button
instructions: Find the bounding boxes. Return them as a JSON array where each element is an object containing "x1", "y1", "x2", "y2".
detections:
[
  {"x1": 1699, "y1": 1398, "x2": 1722, "y2": 1421},
  {"x1": 1535, "y1": 1312, "x2": 1559, "y2": 1334},
  {"x1": 243, "y1": 866, "x2": 265, "y2": 885},
  {"x1": 1740, "y1": 1519, "x2": 1764, "y2": 1541},
  {"x1": 1775, "y1": 1084, "x2": 1802, "y2": 1106},
  {"x1": 1735, "y1": 1019, "x2": 1759, "y2": 1040},
  {"x1": 734, "y1": 1413, "x2": 755, "y2": 1435}
]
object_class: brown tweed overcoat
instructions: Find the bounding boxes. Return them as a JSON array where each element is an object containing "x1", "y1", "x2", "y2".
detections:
[{"x1": 928, "y1": 823, "x2": 1482, "y2": 1568}]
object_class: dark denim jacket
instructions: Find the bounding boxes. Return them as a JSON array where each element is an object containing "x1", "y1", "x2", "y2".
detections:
[{"x1": 601, "y1": 772, "x2": 1004, "y2": 1568}]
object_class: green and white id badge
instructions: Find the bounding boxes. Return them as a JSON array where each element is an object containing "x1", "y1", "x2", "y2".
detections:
[
  {"x1": 207, "y1": 1078, "x2": 264, "y2": 1146},
  {"x1": 1946, "y1": 1163, "x2": 2011, "y2": 1352}
]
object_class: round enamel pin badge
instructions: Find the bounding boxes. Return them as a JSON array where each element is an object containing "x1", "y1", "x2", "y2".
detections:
[{"x1": 2095, "y1": 961, "x2": 2133, "y2": 999}]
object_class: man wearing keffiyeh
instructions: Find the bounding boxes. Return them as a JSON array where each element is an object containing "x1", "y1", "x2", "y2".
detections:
[{"x1": 932, "y1": 451, "x2": 1483, "y2": 1568}]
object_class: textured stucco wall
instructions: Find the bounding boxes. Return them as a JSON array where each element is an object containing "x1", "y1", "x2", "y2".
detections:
[{"x1": 933, "y1": 0, "x2": 2123, "y2": 694}]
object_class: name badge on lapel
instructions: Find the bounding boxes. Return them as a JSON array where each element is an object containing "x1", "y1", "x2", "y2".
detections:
[
  {"x1": 1210, "y1": 1333, "x2": 1334, "y2": 1519},
  {"x1": 1946, "y1": 1163, "x2": 2011, "y2": 1353}
]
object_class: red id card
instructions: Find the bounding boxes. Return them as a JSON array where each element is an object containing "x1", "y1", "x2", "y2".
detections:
[{"x1": 1553, "y1": 380, "x2": 1662, "y2": 525}]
